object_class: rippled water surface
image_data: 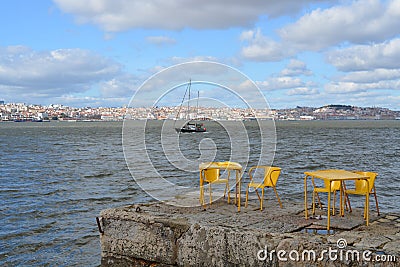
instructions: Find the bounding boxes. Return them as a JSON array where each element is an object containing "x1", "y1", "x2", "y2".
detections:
[{"x1": 1, "y1": 120, "x2": 399, "y2": 265}]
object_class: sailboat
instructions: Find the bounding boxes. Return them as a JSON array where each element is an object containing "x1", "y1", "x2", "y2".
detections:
[{"x1": 175, "y1": 80, "x2": 206, "y2": 133}]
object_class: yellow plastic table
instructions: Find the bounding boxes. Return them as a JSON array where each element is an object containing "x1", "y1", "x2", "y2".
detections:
[
  {"x1": 199, "y1": 161, "x2": 243, "y2": 212},
  {"x1": 304, "y1": 169, "x2": 370, "y2": 230}
]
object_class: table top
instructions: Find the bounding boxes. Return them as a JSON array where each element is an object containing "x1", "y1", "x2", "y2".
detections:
[
  {"x1": 304, "y1": 169, "x2": 368, "y2": 181},
  {"x1": 199, "y1": 161, "x2": 242, "y2": 171}
]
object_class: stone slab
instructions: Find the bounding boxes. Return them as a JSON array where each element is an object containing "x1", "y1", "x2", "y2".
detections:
[{"x1": 99, "y1": 195, "x2": 399, "y2": 267}]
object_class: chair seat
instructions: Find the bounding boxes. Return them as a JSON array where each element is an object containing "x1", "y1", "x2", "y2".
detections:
[
  {"x1": 311, "y1": 180, "x2": 342, "y2": 216},
  {"x1": 345, "y1": 171, "x2": 380, "y2": 217},
  {"x1": 314, "y1": 187, "x2": 338, "y2": 193},
  {"x1": 248, "y1": 182, "x2": 264, "y2": 188},
  {"x1": 345, "y1": 189, "x2": 367, "y2": 195},
  {"x1": 200, "y1": 167, "x2": 230, "y2": 207},
  {"x1": 245, "y1": 166, "x2": 282, "y2": 210},
  {"x1": 205, "y1": 178, "x2": 229, "y2": 184}
]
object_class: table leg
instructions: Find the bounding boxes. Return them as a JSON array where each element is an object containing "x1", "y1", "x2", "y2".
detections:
[
  {"x1": 226, "y1": 170, "x2": 231, "y2": 204},
  {"x1": 234, "y1": 172, "x2": 237, "y2": 204},
  {"x1": 366, "y1": 179, "x2": 369, "y2": 226},
  {"x1": 327, "y1": 181, "x2": 331, "y2": 230},
  {"x1": 237, "y1": 170, "x2": 241, "y2": 212},
  {"x1": 304, "y1": 175, "x2": 308, "y2": 219},
  {"x1": 200, "y1": 186, "x2": 203, "y2": 205},
  {"x1": 200, "y1": 171, "x2": 205, "y2": 209},
  {"x1": 339, "y1": 182, "x2": 343, "y2": 217}
]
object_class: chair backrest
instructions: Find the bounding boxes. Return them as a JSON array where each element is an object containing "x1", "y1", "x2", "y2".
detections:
[
  {"x1": 263, "y1": 167, "x2": 281, "y2": 187},
  {"x1": 322, "y1": 180, "x2": 341, "y2": 191},
  {"x1": 203, "y1": 168, "x2": 220, "y2": 183},
  {"x1": 353, "y1": 171, "x2": 378, "y2": 193}
]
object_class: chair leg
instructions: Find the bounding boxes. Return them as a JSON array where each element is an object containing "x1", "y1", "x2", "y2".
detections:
[
  {"x1": 373, "y1": 187, "x2": 380, "y2": 216},
  {"x1": 342, "y1": 182, "x2": 352, "y2": 212},
  {"x1": 339, "y1": 189, "x2": 344, "y2": 216},
  {"x1": 312, "y1": 190, "x2": 316, "y2": 215},
  {"x1": 261, "y1": 188, "x2": 264, "y2": 211},
  {"x1": 255, "y1": 189, "x2": 261, "y2": 201},
  {"x1": 273, "y1": 186, "x2": 283, "y2": 208},
  {"x1": 209, "y1": 184, "x2": 212, "y2": 207},
  {"x1": 347, "y1": 194, "x2": 353, "y2": 213},
  {"x1": 245, "y1": 185, "x2": 249, "y2": 208},
  {"x1": 344, "y1": 192, "x2": 351, "y2": 212},
  {"x1": 315, "y1": 191, "x2": 323, "y2": 209},
  {"x1": 363, "y1": 194, "x2": 367, "y2": 219},
  {"x1": 332, "y1": 191, "x2": 336, "y2": 216},
  {"x1": 201, "y1": 185, "x2": 207, "y2": 207},
  {"x1": 223, "y1": 183, "x2": 227, "y2": 198},
  {"x1": 227, "y1": 182, "x2": 230, "y2": 204},
  {"x1": 200, "y1": 185, "x2": 203, "y2": 205}
]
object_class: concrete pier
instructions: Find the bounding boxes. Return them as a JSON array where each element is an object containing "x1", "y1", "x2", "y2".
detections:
[{"x1": 98, "y1": 195, "x2": 399, "y2": 266}]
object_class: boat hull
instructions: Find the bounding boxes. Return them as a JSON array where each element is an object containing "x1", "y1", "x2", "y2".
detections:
[
  {"x1": 176, "y1": 128, "x2": 206, "y2": 133},
  {"x1": 175, "y1": 121, "x2": 206, "y2": 133}
]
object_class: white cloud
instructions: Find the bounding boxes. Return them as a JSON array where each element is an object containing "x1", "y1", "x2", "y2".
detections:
[
  {"x1": 325, "y1": 38, "x2": 400, "y2": 99},
  {"x1": 53, "y1": 0, "x2": 329, "y2": 31},
  {"x1": 239, "y1": 30, "x2": 256, "y2": 42},
  {"x1": 280, "y1": 59, "x2": 313, "y2": 76},
  {"x1": 327, "y1": 38, "x2": 400, "y2": 71},
  {"x1": 257, "y1": 77, "x2": 305, "y2": 90},
  {"x1": 0, "y1": 46, "x2": 120, "y2": 90},
  {"x1": 240, "y1": 29, "x2": 293, "y2": 61},
  {"x1": 0, "y1": 46, "x2": 125, "y2": 105},
  {"x1": 337, "y1": 69, "x2": 400, "y2": 83},
  {"x1": 325, "y1": 36, "x2": 400, "y2": 104},
  {"x1": 241, "y1": 0, "x2": 400, "y2": 61},
  {"x1": 56, "y1": 95, "x2": 130, "y2": 107},
  {"x1": 325, "y1": 80, "x2": 400, "y2": 94},
  {"x1": 280, "y1": 0, "x2": 400, "y2": 51},
  {"x1": 256, "y1": 76, "x2": 316, "y2": 92},
  {"x1": 139, "y1": 56, "x2": 223, "y2": 79},
  {"x1": 146, "y1": 36, "x2": 176, "y2": 45},
  {"x1": 255, "y1": 60, "x2": 316, "y2": 91},
  {"x1": 169, "y1": 56, "x2": 219, "y2": 64},
  {"x1": 287, "y1": 87, "x2": 319, "y2": 95},
  {"x1": 100, "y1": 74, "x2": 138, "y2": 98}
]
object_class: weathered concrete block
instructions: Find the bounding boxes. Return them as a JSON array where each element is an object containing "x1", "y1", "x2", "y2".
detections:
[
  {"x1": 98, "y1": 200, "x2": 400, "y2": 267},
  {"x1": 176, "y1": 223, "x2": 278, "y2": 266},
  {"x1": 100, "y1": 206, "x2": 190, "y2": 265}
]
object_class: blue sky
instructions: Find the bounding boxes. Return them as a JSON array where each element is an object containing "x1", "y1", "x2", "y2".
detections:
[{"x1": 0, "y1": 0, "x2": 399, "y2": 109}]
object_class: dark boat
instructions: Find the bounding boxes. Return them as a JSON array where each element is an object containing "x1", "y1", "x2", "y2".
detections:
[
  {"x1": 175, "y1": 79, "x2": 207, "y2": 133},
  {"x1": 176, "y1": 121, "x2": 206, "y2": 133}
]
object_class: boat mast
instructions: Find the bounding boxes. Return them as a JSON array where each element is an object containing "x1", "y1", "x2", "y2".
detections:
[
  {"x1": 196, "y1": 90, "x2": 199, "y2": 119},
  {"x1": 174, "y1": 80, "x2": 190, "y2": 123},
  {"x1": 187, "y1": 79, "x2": 191, "y2": 120}
]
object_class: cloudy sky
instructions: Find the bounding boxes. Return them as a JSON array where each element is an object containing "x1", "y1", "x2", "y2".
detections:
[{"x1": 0, "y1": 0, "x2": 399, "y2": 109}]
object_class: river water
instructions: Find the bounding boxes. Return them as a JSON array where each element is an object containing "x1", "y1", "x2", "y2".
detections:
[{"x1": 1, "y1": 120, "x2": 399, "y2": 266}]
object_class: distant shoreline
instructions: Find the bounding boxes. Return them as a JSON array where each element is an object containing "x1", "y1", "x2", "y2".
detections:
[
  {"x1": 1, "y1": 118, "x2": 399, "y2": 123},
  {"x1": 1, "y1": 103, "x2": 399, "y2": 122}
]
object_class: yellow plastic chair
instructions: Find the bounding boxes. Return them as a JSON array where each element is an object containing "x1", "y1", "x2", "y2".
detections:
[
  {"x1": 245, "y1": 166, "x2": 282, "y2": 211},
  {"x1": 312, "y1": 178, "x2": 342, "y2": 216},
  {"x1": 345, "y1": 171, "x2": 379, "y2": 217},
  {"x1": 200, "y1": 168, "x2": 230, "y2": 206}
]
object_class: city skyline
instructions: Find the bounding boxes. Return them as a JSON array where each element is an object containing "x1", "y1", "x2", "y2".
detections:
[
  {"x1": 1, "y1": 101, "x2": 399, "y2": 122},
  {"x1": 1, "y1": 1, "x2": 400, "y2": 109},
  {"x1": 1, "y1": 99, "x2": 399, "y2": 110}
]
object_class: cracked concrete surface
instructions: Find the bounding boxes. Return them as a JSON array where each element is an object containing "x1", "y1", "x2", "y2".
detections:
[{"x1": 98, "y1": 196, "x2": 399, "y2": 266}]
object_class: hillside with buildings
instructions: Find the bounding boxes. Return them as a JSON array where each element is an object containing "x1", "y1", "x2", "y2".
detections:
[{"x1": 0, "y1": 102, "x2": 399, "y2": 122}]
